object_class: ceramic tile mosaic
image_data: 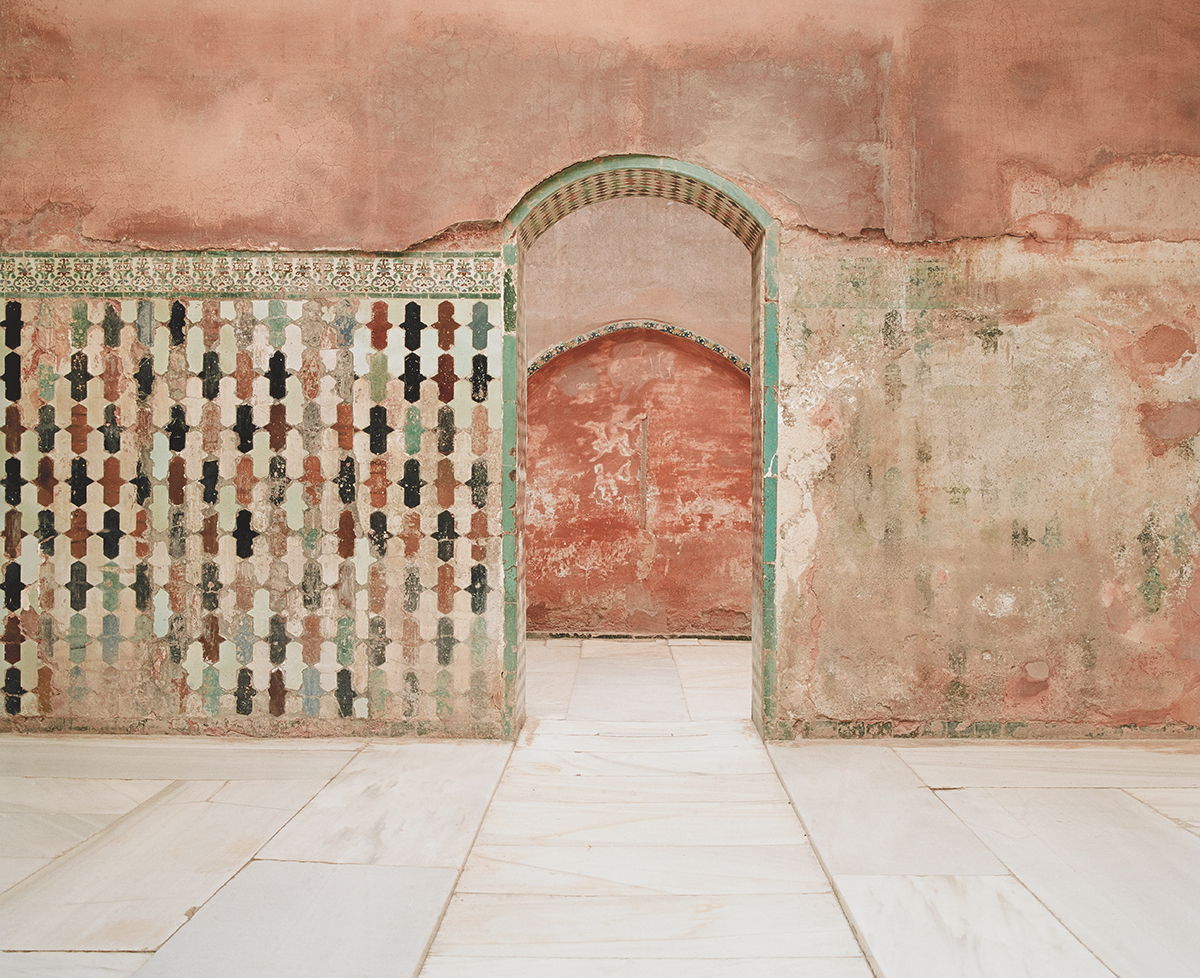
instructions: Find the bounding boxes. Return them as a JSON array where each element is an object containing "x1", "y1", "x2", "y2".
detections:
[
  {"x1": 526, "y1": 320, "x2": 750, "y2": 376},
  {"x1": 1, "y1": 253, "x2": 510, "y2": 735}
]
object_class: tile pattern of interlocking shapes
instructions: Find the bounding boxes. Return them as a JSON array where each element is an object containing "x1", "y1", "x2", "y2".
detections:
[{"x1": 0, "y1": 285, "x2": 507, "y2": 736}]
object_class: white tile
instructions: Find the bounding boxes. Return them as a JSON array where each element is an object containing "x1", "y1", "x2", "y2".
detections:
[
  {"x1": 0, "y1": 781, "x2": 172, "y2": 864},
  {"x1": 509, "y1": 745, "x2": 775, "y2": 777},
  {"x1": 135, "y1": 861, "x2": 456, "y2": 978},
  {"x1": 0, "y1": 737, "x2": 358, "y2": 781},
  {"x1": 942, "y1": 787, "x2": 1200, "y2": 978},
  {"x1": 1127, "y1": 787, "x2": 1200, "y2": 835},
  {"x1": 491, "y1": 771, "x2": 789, "y2": 805},
  {"x1": 566, "y1": 658, "x2": 690, "y2": 722},
  {"x1": 566, "y1": 689, "x2": 690, "y2": 722},
  {"x1": 476, "y1": 800, "x2": 807, "y2": 846},
  {"x1": 769, "y1": 744, "x2": 1006, "y2": 875},
  {"x1": 526, "y1": 718, "x2": 752, "y2": 739},
  {"x1": 457, "y1": 843, "x2": 830, "y2": 894},
  {"x1": 671, "y1": 657, "x2": 750, "y2": 691},
  {"x1": 0, "y1": 952, "x2": 151, "y2": 977},
  {"x1": 0, "y1": 860, "x2": 48, "y2": 895},
  {"x1": 420, "y1": 957, "x2": 871, "y2": 977},
  {"x1": 894, "y1": 742, "x2": 1200, "y2": 788},
  {"x1": 682, "y1": 689, "x2": 752, "y2": 720},
  {"x1": 836, "y1": 875, "x2": 1114, "y2": 978},
  {"x1": 258, "y1": 743, "x2": 509, "y2": 868},
  {"x1": 521, "y1": 724, "x2": 758, "y2": 752},
  {"x1": 0, "y1": 780, "x2": 169, "y2": 815},
  {"x1": 0, "y1": 814, "x2": 120, "y2": 860},
  {"x1": 205, "y1": 779, "x2": 328, "y2": 811},
  {"x1": 0, "y1": 780, "x2": 309, "y2": 951},
  {"x1": 580, "y1": 640, "x2": 670, "y2": 658},
  {"x1": 524, "y1": 658, "x2": 579, "y2": 719},
  {"x1": 428, "y1": 892, "x2": 861, "y2": 958}
]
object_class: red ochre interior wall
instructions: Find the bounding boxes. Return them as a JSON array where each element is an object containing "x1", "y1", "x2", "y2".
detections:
[{"x1": 525, "y1": 329, "x2": 751, "y2": 636}]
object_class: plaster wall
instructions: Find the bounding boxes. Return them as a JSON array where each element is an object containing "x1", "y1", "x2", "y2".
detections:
[
  {"x1": 522, "y1": 198, "x2": 752, "y2": 361},
  {"x1": 3, "y1": 0, "x2": 1200, "y2": 250},
  {"x1": 526, "y1": 330, "x2": 752, "y2": 636},
  {"x1": 772, "y1": 236, "x2": 1200, "y2": 736}
]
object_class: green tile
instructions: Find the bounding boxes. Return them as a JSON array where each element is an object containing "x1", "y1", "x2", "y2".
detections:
[
  {"x1": 761, "y1": 301, "x2": 779, "y2": 388},
  {"x1": 762, "y1": 385, "x2": 778, "y2": 473},
  {"x1": 761, "y1": 476, "x2": 778, "y2": 563},
  {"x1": 761, "y1": 562, "x2": 777, "y2": 651}
]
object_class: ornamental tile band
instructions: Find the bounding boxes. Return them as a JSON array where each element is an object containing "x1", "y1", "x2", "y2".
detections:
[
  {"x1": 0, "y1": 252, "x2": 503, "y2": 299},
  {"x1": 528, "y1": 320, "x2": 751, "y2": 375},
  {"x1": 1, "y1": 293, "x2": 506, "y2": 736}
]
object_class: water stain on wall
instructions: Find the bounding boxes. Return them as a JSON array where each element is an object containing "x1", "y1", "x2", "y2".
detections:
[{"x1": 526, "y1": 329, "x2": 751, "y2": 636}]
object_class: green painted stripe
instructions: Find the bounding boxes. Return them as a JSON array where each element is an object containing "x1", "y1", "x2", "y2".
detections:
[{"x1": 762, "y1": 476, "x2": 778, "y2": 564}]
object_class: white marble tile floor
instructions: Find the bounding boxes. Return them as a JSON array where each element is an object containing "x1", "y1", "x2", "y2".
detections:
[{"x1": 0, "y1": 638, "x2": 1197, "y2": 977}]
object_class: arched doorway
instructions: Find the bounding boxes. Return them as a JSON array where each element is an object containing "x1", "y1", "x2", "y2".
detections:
[{"x1": 498, "y1": 156, "x2": 780, "y2": 735}]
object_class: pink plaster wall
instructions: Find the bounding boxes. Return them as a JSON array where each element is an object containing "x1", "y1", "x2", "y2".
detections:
[
  {"x1": 772, "y1": 235, "x2": 1200, "y2": 736},
  {"x1": 522, "y1": 198, "x2": 752, "y2": 361},
  {"x1": 3, "y1": 0, "x2": 1199, "y2": 249},
  {"x1": 526, "y1": 330, "x2": 752, "y2": 635}
]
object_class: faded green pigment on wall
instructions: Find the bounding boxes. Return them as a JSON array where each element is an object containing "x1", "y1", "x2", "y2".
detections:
[{"x1": 771, "y1": 235, "x2": 1200, "y2": 737}]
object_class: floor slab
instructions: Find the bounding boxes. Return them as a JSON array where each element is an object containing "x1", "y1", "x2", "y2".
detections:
[
  {"x1": 420, "y1": 957, "x2": 872, "y2": 977},
  {"x1": 476, "y1": 800, "x2": 808, "y2": 846},
  {"x1": 0, "y1": 860, "x2": 48, "y2": 896},
  {"x1": 1126, "y1": 787, "x2": 1200, "y2": 836},
  {"x1": 769, "y1": 743, "x2": 1006, "y2": 875},
  {"x1": 0, "y1": 780, "x2": 314, "y2": 951},
  {"x1": 426, "y1": 892, "x2": 862, "y2": 959},
  {"x1": 133, "y1": 861, "x2": 456, "y2": 978},
  {"x1": 456, "y1": 843, "x2": 830, "y2": 895},
  {"x1": 836, "y1": 875, "x2": 1114, "y2": 977},
  {"x1": 942, "y1": 786, "x2": 1200, "y2": 978},
  {"x1": 257, "y1": 742, "x2": 509, "y2": 868},
  {"x1": 509, "y1": 745, "x2": 775, "y2": 777},
  {"x1": 490, "y1": 771, "x2": 790, "y2": 805},
  {"x1": 894, "y1": 742, "x2": 1200, "y2": 788},
  {"x1": 0, "y1": 780, "x2": 170, "y2": 815},
  {"x1": 0, "y1": 737, "x2": 358, "y2": 782},
  {"x1": 0, "y1": 814, "x2": 123, "y2": 862},
  {"x1": 0, "y1": 953, "x2": 152, "y2": 977}
]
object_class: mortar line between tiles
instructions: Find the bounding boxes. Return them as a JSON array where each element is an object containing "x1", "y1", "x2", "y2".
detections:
[
  {"x1": 764, "y1": 744, "x2": 883, "y2": 978},
  {"x1": 133, "y1": 742, "x2": 373, "y2": 956},
  {"x1": 926, "y1": 784, "x2": 1120, "y2": 975},
  {"x1": 411, "y1": 739, "x2": 517, "y2": 977},
  {"x1": 0, "y1": 778, "x2": 192, "y2": 909},
  {"x1": 664, "y1": 642, "x2": 695, "y2": 722},
  {"x1": 245, "y1": 741, "x2": 369, "y2": 860}
]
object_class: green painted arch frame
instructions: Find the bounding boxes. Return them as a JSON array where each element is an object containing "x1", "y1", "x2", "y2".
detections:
[{"x1": 498, "y1": 155, "x2": 781, "y2": 737}]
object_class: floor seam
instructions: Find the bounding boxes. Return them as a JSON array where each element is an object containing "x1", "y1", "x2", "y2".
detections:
[
  {"x1": 926, "y1": 784, "x2": 1120, "y2": 976},
  {"x1": 764, "y1": 744, "x2": 884, "y2": 978},
  {"x1": 410, "y1": 738, "x2": 517, "y2": 975}
]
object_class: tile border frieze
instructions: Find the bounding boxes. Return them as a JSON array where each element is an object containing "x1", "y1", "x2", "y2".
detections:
[{"x1": 0, "y1": 251, "x2": 502, "y2": 298}]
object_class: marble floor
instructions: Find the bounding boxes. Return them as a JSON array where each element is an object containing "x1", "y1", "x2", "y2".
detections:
[{"x1": 0, "y1": 639, "x2": 1198, "y2": 977}]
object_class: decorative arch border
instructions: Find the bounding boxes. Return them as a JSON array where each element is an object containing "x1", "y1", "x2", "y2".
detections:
[
  {"x1": 527, "y1": 319, "x2": 751, "y2": 376},
  {"x1": 498, "y1": 156, "x2": 781, "y2": 738}
]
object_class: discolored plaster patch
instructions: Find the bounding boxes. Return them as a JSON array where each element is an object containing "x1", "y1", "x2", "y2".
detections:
[
  {"x1": 1137, "y1": 400, "x2": 1200, "y2": 457},
  {"x1": 526, "y1": 329, "x2": 752, "y2": 635}
]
